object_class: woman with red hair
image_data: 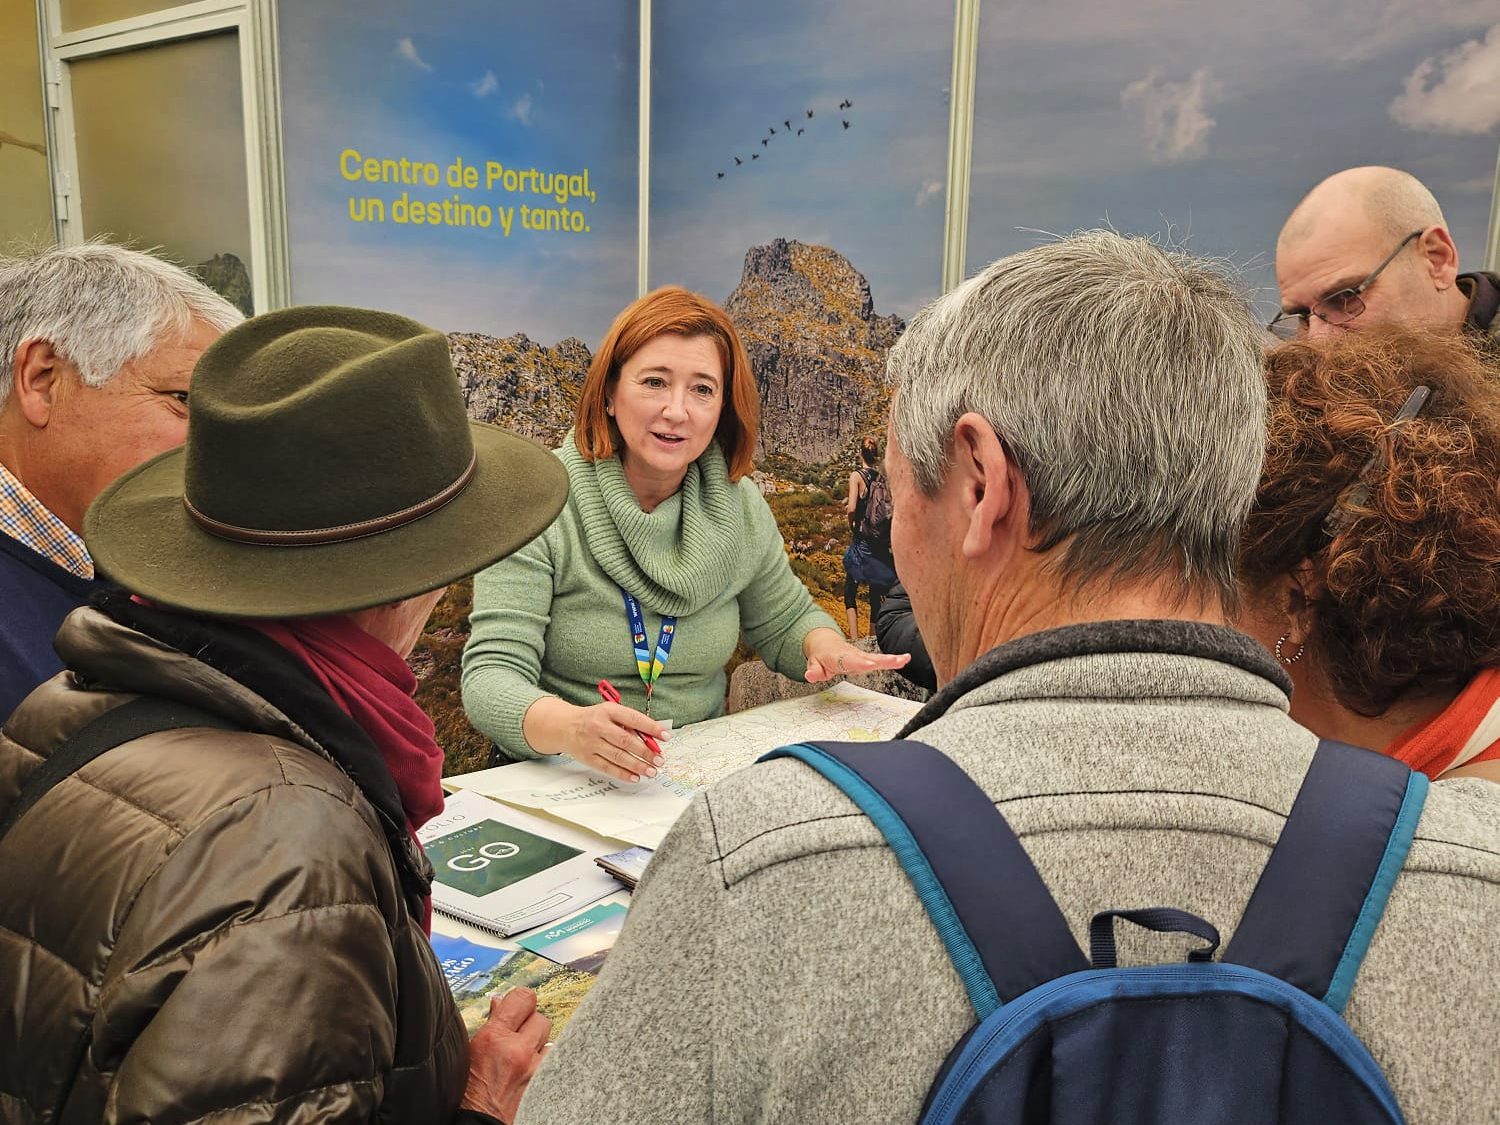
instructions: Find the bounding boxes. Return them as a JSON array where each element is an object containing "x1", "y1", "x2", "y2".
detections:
[
  {"x1": 463, "y1": 287, "x2": 907, "y2": 782},
  {"x1": 1239, "y1": 327, "x2": 1500, "y2": 781}
]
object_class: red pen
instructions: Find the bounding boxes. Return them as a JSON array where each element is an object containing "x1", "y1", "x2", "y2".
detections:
[{"x1": 597, "y1": 679, "x2": 664, "y2": 759}]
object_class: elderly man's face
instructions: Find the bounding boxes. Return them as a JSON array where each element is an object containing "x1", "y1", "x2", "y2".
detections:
[
  {"x1": 1275, "y1": 215, "x2": 1438, "y2": 340},
  {"x1": 42, "y1": 319, "x2": 222, "y2": 531}
]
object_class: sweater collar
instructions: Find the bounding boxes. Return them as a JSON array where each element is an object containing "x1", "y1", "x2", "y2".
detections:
[
  {"x1": 901, "y1": 618, "x2": 1291, "y2": 736},
  {"x1": 560, "y1": 433, "x2": 743, "y2": 616}
]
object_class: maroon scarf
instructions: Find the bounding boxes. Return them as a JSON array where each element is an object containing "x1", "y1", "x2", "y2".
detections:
[{"x1": 246, "y1": 616, "x2": 446, "y2": 930}]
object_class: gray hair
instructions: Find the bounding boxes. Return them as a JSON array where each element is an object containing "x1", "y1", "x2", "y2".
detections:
[
  {"x1": 0, "y1": 241, "x2": 243, "y2": 400},
  {"x1": 889, "y1": 230, "x2": 1267, "y2": 607}
]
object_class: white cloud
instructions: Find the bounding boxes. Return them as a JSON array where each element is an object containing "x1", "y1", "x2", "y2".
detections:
[
  {"x1": 1389, "y1": 24, "x2": 1500, "y2": 134},
  {"x1": 915, "y1": 179, "x2": 944, "y2": 207},
  {"x1": 1120, "y1": 67, "x2": 1222, "y2": 163},
  {"x1": 1336, "y1": 0, "x2": 1500, "y2": 63},
  {"x1": 507, "y1": 91, "x2": 536, "y2": 126},
  {"x1": 469, "y1": 70, "x2": 499, "y2": 98},
  {"x1": 396, "y1": 37, "x2": 431, "y2": 72}
]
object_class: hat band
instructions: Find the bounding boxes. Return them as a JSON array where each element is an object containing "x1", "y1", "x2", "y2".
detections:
[{"x1": 183, "y1": 453, "x2": 478, "y2": 547}]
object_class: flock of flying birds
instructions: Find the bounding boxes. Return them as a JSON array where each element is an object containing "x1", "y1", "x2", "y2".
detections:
[{"x1": 716, "y1": 99, "x2": 854, "y2": 179}]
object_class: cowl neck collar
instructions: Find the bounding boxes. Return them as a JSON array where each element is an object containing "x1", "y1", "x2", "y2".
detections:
[{"x1": 561, "y1": 434, "x2": 743, "y2": 617}]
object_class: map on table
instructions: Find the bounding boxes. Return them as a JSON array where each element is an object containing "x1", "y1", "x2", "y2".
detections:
[{"x1": 447, "y1": 682, "x2": 921, "y2": 847}]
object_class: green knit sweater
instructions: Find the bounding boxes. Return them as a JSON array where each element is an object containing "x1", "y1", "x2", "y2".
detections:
[{"x1": 461, "y1": 436, "x2": 838, "y2": 760}]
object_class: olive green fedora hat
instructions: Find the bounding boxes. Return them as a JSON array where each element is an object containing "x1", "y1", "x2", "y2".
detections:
[{"x1": 85, "y1": 305, "x2": 568, "y2": 618}]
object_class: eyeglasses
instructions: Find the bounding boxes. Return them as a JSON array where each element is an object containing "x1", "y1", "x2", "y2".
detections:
[
  {"x1": 1268, "y1": 229, "x2": 1423, "y2": 340},
  {"x1": 1311, "y1": 383, "x2": 1431, "y2": 548}
]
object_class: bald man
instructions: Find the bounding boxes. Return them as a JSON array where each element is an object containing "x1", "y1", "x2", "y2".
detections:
[{"x1": 1273, "y1": 166, "x2": 1498, "y2": 343}]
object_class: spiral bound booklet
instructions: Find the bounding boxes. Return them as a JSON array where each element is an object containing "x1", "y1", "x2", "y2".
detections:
[{"x1": 418, "y1": 788, "x2": 622, "y2": 937}]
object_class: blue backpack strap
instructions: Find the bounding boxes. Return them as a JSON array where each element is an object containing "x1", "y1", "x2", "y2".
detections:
[
  {"x1": 1222, "y1": 739, "x2": 1428, "y2": 1013},
  {"x1": 760, "y1": 739, "x2": 1088, "y2": 1020}
]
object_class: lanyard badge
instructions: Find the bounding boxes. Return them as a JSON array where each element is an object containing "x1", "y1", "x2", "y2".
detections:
[{"x1": 621, "y1": 588, "x2": 676, "y2": 717}]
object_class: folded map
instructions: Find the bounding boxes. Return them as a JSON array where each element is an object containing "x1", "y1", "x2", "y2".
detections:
[{"x1": 448, "y1": 682, "x2": 921, "y2": 847}]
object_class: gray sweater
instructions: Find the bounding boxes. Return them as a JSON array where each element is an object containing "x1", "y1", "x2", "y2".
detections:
[{"x1": 519, "y1": 621, "x2": 1500, "y2": 1125}]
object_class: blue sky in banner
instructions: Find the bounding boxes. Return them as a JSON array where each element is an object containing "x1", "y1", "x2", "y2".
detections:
[
  {"x1": 967, "y1": 0, "x2": 1500, "y2": 319},
  {"x1": 649, "y1": 0, "x2": 952, "y2": 319},
  {"x1": 279, "y1": 0, "x2": 638, "y2": 345}
]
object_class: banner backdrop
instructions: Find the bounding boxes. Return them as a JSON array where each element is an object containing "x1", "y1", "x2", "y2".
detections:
[
  {"x1": 966, "y1": 2, "x2": 1500, "y2": 318},
  {"x1": 272, "y1": 1, "x2": 1500, "y2": 769},
  {"x1": 649, "y1": 0, "x2": 950, "y2": 320},
  {"x1": 279, "y1": 0, "x2": 639, "y2": 344},
  {"x1": 648, "y1": 0, "x2": 953, "y2": 625},
  {"x1": 277, "y1": 0, "x2": 954, "y2": 770}
]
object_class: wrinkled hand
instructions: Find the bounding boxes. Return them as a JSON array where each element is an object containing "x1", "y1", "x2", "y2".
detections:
[
  {"x1": 804, "y1": 629, "x2": 911, "y2": 683},
  {"x1": 549, "y1": 701, "x2": 668, "y2": 783},
  {"x1": 461, "y1": 988, "x2": 552, "y2": 1123}
]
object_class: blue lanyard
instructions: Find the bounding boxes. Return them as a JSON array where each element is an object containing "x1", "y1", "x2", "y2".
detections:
[{"x1": 621, "y1": 589, "x2": 676, "y2": 716}]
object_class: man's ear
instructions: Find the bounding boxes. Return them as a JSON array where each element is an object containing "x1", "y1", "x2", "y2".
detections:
[
  {"x1": 950, "y1": 412, "x2": 1018, "y2": 560},
  {"x1": 1416, "y1": 226, "x2": 1460, "y2": 291},
  {"x1": 10, "y1": 339, "x2": 66, "y2": 429}
]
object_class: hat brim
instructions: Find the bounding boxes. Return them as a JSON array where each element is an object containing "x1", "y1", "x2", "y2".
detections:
[{"x1": 84, "y1": 423, "x2": 568, "y2": 618}]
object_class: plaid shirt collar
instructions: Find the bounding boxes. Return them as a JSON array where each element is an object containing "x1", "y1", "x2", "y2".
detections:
[{"x1": 0, "y1": 459, "x2": 93, "y2": 579}]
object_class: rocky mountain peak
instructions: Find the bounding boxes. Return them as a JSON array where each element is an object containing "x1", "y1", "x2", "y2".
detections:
[
  {"x1": 736, "y1": 238, "x2": 876, "y2": 323},
  {"x1": 192, "y1": 252, "x2": 253, "y2": 317},
  {"x1": 448, "y1": 331, "x2": 588, "y2": 448},
  {"x1": 725, "y1": 239, "x2": 905, "y2": 465}
]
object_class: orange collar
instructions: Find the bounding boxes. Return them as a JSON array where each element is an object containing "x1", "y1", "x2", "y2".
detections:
[{"x1": 1385, "y1": 667, "x2": 1500, "y2": 778}]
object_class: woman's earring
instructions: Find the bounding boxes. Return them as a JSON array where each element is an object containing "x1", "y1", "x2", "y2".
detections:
[
  {"x1": 1275, "y1": 632, "x2": 1305, "y2": 666},
  {"x1": 605, "y1": 402, "x2": 614, "y2": 417}
]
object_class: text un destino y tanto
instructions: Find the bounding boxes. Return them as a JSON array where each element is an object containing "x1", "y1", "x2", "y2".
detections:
[{"x1": 339, "y1": 149, "x2": 597, "y2": 238}]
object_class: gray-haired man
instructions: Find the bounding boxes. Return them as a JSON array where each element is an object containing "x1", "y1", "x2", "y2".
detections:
[
  {"x1": 519, "y1": 232, "x2": 1500, "y2": 1124},
  {"x1": 0, "y1": 243, "x2": 242, "y2": 716}
]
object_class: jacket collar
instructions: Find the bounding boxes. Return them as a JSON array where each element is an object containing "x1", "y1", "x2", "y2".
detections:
[
  {"x1": 900, "y1": 618, "x2": 1291, "y2": 737},
  {"x1": 60, "y1": 590, "x2": 434, "y2": 905},
  {"x1": 1459, "y1": 271, "x2": 1500, "y2": 335}
]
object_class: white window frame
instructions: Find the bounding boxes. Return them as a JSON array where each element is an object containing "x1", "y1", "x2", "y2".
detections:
[
  {"x1": 942, "y1": 0, "x2": 980, "y2": 293},
  {"x1": 637, "y1": 0, "x2": 650, "y2": 297},
  {"x1": 35, "y1": 0, "x2": 290, "y2": 312},
  {"x1": 1486, "y1": 143, "x2": 1500, "y2": 273}
]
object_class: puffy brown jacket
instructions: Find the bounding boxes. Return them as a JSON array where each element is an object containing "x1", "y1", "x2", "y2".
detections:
[{"x1": 0, "y1": 597, "x2": 471, "y2": 1123}]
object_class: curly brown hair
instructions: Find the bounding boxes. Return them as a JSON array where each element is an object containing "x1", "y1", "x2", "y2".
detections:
[{"x1": 1240, "y1": 327, "x2": 1500, "y2": 716}]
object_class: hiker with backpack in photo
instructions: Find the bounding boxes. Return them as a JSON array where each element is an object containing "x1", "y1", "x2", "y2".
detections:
[
  {"x1": 516, "y1": 232, "x2": 1500, "y2": 1125},
  {"x1": 842, "y1": 434, "x2": 897, "y2": 640}
]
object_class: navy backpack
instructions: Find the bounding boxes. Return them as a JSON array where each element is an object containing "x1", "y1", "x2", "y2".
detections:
[{"x1": 760, "y1": 738, "x2": 1427, "y2": 1124}]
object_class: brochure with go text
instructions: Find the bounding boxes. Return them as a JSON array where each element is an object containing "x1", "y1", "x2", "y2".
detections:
[{"x1": 418, "y1": 789, "x2": 622, "y2": 936}]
